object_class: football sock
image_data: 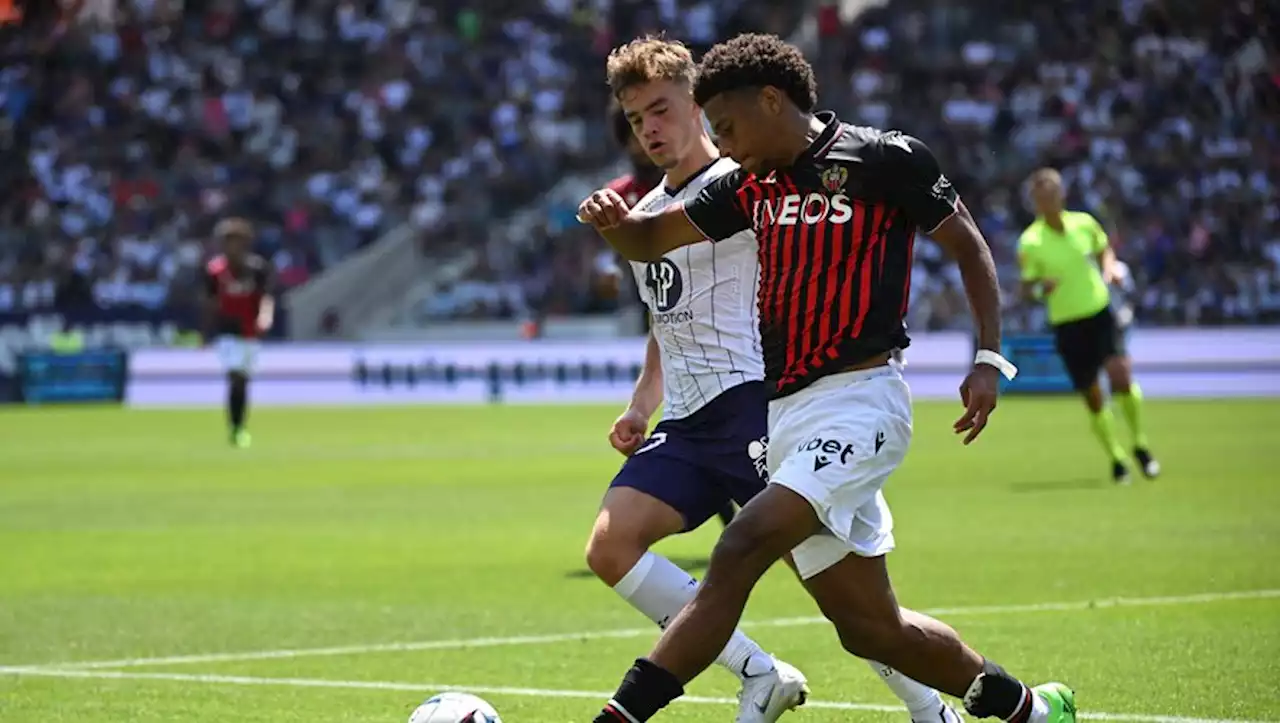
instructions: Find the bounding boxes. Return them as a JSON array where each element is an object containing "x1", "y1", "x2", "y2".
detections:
[
  {"x1": 229, "y1": 377, "x2": 247, "y2": 430},
  {"x1": 963, "y1": 660, "x2": 1049, "y2": 723},
  {"x1": 595, "y1": 658, "x2": 683, "y2": 723},
  {"x1": 614, "y1": 551, "x2": 768, "y2": 679},
  {"x1": 1089, "y1": 407, "x2": 1126, "y2": 462},
  {"x1": 865, "y1": 660, "x2": 947, "y2": 721},
  {"x1": 1113, "y1": 383, "x2": 1149, "y2": 448}
]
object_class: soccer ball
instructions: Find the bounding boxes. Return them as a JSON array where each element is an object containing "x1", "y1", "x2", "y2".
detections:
[{"x1": 408, "y1": 692, "x2": 501, "y2": 723}]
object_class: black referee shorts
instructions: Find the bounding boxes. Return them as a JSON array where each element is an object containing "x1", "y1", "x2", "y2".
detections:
[{"x1": 1052, "y1": 306, "x2": 1126, "y2": 391}]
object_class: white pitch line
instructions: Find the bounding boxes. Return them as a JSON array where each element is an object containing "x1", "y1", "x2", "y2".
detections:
[
  {"x1": 17, "y1": 588, "x2": 1280, "y2": 672},
  {"x1": 0, "y1": 666, "x2": 1267, "y2": 723}
]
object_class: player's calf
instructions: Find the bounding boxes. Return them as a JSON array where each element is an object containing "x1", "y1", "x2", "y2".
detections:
[{"x1": 227, "y1": 371, "x2": 251, "y2": 447}]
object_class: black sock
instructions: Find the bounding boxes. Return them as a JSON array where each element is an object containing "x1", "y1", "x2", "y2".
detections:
[
  {"x1": 963, "y1": 660, "x2": 1034, "y2": 722},
  {"x1": 592, "y1": 658, "x2": 684, "y2": 723},
  {"x1": 229, "y1": 377, "x2": 247, "y2": 430}
]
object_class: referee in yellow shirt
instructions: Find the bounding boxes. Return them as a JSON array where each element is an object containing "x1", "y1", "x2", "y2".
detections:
[{"x1": 1017, "y1": 168, "x2": 1160, "y2": 484}]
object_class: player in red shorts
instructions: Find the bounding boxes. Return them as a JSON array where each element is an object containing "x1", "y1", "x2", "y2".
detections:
[{"x1": 203, "y1": 218, "x2": 274, "y2": 448}]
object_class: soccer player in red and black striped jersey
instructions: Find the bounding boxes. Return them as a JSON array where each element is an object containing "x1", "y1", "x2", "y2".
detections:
[
  {"x1": 203, "y1": 218, "x2": 274, "y2": 448},
  {"x1": 578, "y1": 34, "x2": 1076, "y2": 723}
]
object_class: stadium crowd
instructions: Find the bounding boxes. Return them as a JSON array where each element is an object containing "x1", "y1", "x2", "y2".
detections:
[
  {"x1": 2, "y1": 0, "x2": 1275, "y2": 333},
  {"x1": 0, "y1": 0, "x2": 797, "y2": 321},
  {"x1": 436, "y1": 0, "x2": 1279, "y2": 330},
  {"x1": 817, "y1": 0, "x2": 1279, "y2": 331}
]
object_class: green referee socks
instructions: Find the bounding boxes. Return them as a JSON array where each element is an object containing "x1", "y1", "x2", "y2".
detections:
[
  {"x1": 1090, "y1": 407, "x2": 1128, "y2": 463},
  {"x1": 1113, "y1": 384, "x2": 1149, "y2": 448}
]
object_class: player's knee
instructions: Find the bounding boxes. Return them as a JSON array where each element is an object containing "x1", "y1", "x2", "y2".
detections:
[
  {"x1": 584, "y1": 523, "x2": 648, "y2": 586},
  {"x1": 831, "y1": 611, "x2": 905, "y2": 663},
  {"x1": 1105, "y1": 357, "x2": 1132, "y2": 389}
]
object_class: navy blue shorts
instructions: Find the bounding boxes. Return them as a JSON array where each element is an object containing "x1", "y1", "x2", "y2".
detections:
[{"x1": 609, "y1": 381, "x2": 769, "y2": 532}]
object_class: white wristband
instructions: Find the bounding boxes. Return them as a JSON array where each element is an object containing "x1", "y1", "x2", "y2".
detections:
[{"x1": 974, "y1": 349, "x2": 1018, "y2": 380}]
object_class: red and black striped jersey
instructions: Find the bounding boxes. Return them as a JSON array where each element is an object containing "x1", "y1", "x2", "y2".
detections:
[
  {"x1": 682, "y1": 112, "x2": 960, "y2": 399},
  {"x1": 205, "y1": 253, "x2": 272, "y2": 338}
]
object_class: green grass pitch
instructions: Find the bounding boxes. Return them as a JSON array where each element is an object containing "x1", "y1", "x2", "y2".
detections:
[{"x1": 1, "y1": 398, "x2": 1278, "y2": 723}]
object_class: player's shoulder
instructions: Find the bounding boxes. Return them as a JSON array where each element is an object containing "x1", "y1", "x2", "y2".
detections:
[
  {"x1": 827, "y1": 124, "x2": 931, "y2": 165},
  {"x1": 1017, "y1": 220, "x2": 1044, "y2": 248},
  {"x1": 1064, "y1": 210, "x2": 1102, "y2": 228},
  {"x1": 206, "y1": 254, "x2": 227, "y2": 273}
]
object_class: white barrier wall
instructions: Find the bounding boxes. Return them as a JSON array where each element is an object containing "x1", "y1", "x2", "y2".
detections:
[{"x1": 125, "y1": 328, "x2": 1280, "y2": 408}]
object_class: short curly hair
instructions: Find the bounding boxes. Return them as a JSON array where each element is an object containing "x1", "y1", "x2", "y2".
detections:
[{"x1": 692, "y1": 33, "x2": 817, "y2": 112}]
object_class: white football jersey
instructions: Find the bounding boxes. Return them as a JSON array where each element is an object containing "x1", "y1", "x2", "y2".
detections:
[{"x1": 630, "y1": 159, "x2": 763, "y2": 420}]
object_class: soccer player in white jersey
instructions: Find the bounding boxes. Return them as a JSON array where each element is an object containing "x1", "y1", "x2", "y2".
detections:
[{"x1": 582, "y1": 36, "x2": 960, "y2": 723}]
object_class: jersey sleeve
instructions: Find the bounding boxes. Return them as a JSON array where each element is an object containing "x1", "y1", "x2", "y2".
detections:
[
  {"x1": 878, "y1": 132, "x2": 961, "y2": 234},
  {"x1": 1016, "y1": 236, "x2": 1042, "y2": 281},
  {"x1": 1083, "y1": 213, "x2": 1109, "y2": 254},
  {"x1": 681, "y1": 168, "x2": 751, "y2": 241}
]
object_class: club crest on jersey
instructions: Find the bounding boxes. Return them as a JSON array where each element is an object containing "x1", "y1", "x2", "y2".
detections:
[
  {"x1": 820, "y1": 165, "x2": 848, "y2": 193},
  {"x1": 645, "y1": 258, "x2": 684, "y2": 313}
]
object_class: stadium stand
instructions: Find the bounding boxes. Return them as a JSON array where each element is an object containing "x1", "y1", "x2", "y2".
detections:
[
  {"x1": 821, "y1": 0, "x2": 1279, "y2": 331},
  {"x1": 408, "y1": 0, "x2": 1278, "y2": 331},
  {"x1": 0, "y1": 0, "x2": 805, "y2": 328},
  {"x1": 1, "y1": 0, "x2": 1274, "y2": 335}
]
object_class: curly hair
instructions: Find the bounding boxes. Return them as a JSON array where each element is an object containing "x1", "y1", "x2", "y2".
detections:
[
  {"x1": 692, "y1": 33, "x2": 817, "y2": 112},
  {"x1": 606, "y1": 35, "x2": 697, "y2": 97}
]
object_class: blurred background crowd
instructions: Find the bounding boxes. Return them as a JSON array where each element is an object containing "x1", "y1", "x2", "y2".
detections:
[{"x1": 1, "y1": 0, "x2": 1276, "y2": 333}]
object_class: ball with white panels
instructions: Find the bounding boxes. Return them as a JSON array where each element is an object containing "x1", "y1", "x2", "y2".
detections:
[{"x1": 409, "y1": 692, "x2": 501, "y2": 723}]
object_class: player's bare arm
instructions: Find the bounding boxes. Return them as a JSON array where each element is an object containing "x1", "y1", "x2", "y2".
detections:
[
  {"x1": 932, "y1": 202, "x2": 1002, "y2": 355},
  {"x1": 257, "y1": 271, "x2": 276, "y2": 334},
  {"x1": 932, "y1": 201, "x2": 1006, "y2": 444},
  {"x1": 578, "y1": 188, "x2": 706, "y2": 262},
  {"x1": 1096, "y1": 239, "x2": 1120, "y2": 285},
  {"x1": 610, "y1": 331, "x2": 663, "y2": 456}
]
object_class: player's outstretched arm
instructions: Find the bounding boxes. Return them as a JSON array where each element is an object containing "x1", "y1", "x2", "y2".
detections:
[
  {"x1": 578, "y1": 170, "x2": 751, "y2": 261},
  {"x1": 578, "y1": 188, "x2": 706, "y2": 262}
]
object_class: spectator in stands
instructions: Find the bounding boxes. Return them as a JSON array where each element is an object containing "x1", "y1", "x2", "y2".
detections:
[
  {"x1": 4, "y1": 0, "x2": 800, "y2": 333},
  {"x1": 817, "y1": 0, "x2": 1278, "y2": 331}
]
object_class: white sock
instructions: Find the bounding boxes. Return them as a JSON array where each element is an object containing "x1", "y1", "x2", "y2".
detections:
[
  {"x1": 865, "y1": 659, "x2": 949, "y2": 721},
  {"x1": 613, "y1": 551, "x2": 772, "y2": 679},
  {"x1": 1028, "y1": 693, "x2": 1050, "y2": 723}
]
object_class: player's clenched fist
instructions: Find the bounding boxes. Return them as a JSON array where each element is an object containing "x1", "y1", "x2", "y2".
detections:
[
  {"x1": 577, "y1": 188, "x2": 629, "y2": 230},
  {"x1": 608, "y1": 407, "x2": 649, "y2": 456}
]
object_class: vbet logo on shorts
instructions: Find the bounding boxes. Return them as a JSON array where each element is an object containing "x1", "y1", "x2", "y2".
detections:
[
  {"x1": 798, "y1": 431, "x2": 887, "y2": 472},
  {"x1": 797, "y1": 436, "x2": 857, "y2": 472}
]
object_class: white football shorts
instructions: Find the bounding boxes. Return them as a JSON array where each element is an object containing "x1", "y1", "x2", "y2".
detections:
[
  {"x1": 768, "y1": 362, "x2": 912, "y2": 580},
  {"x1": 215, "y1": 336, "x2": 260, "y2": 375}
]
